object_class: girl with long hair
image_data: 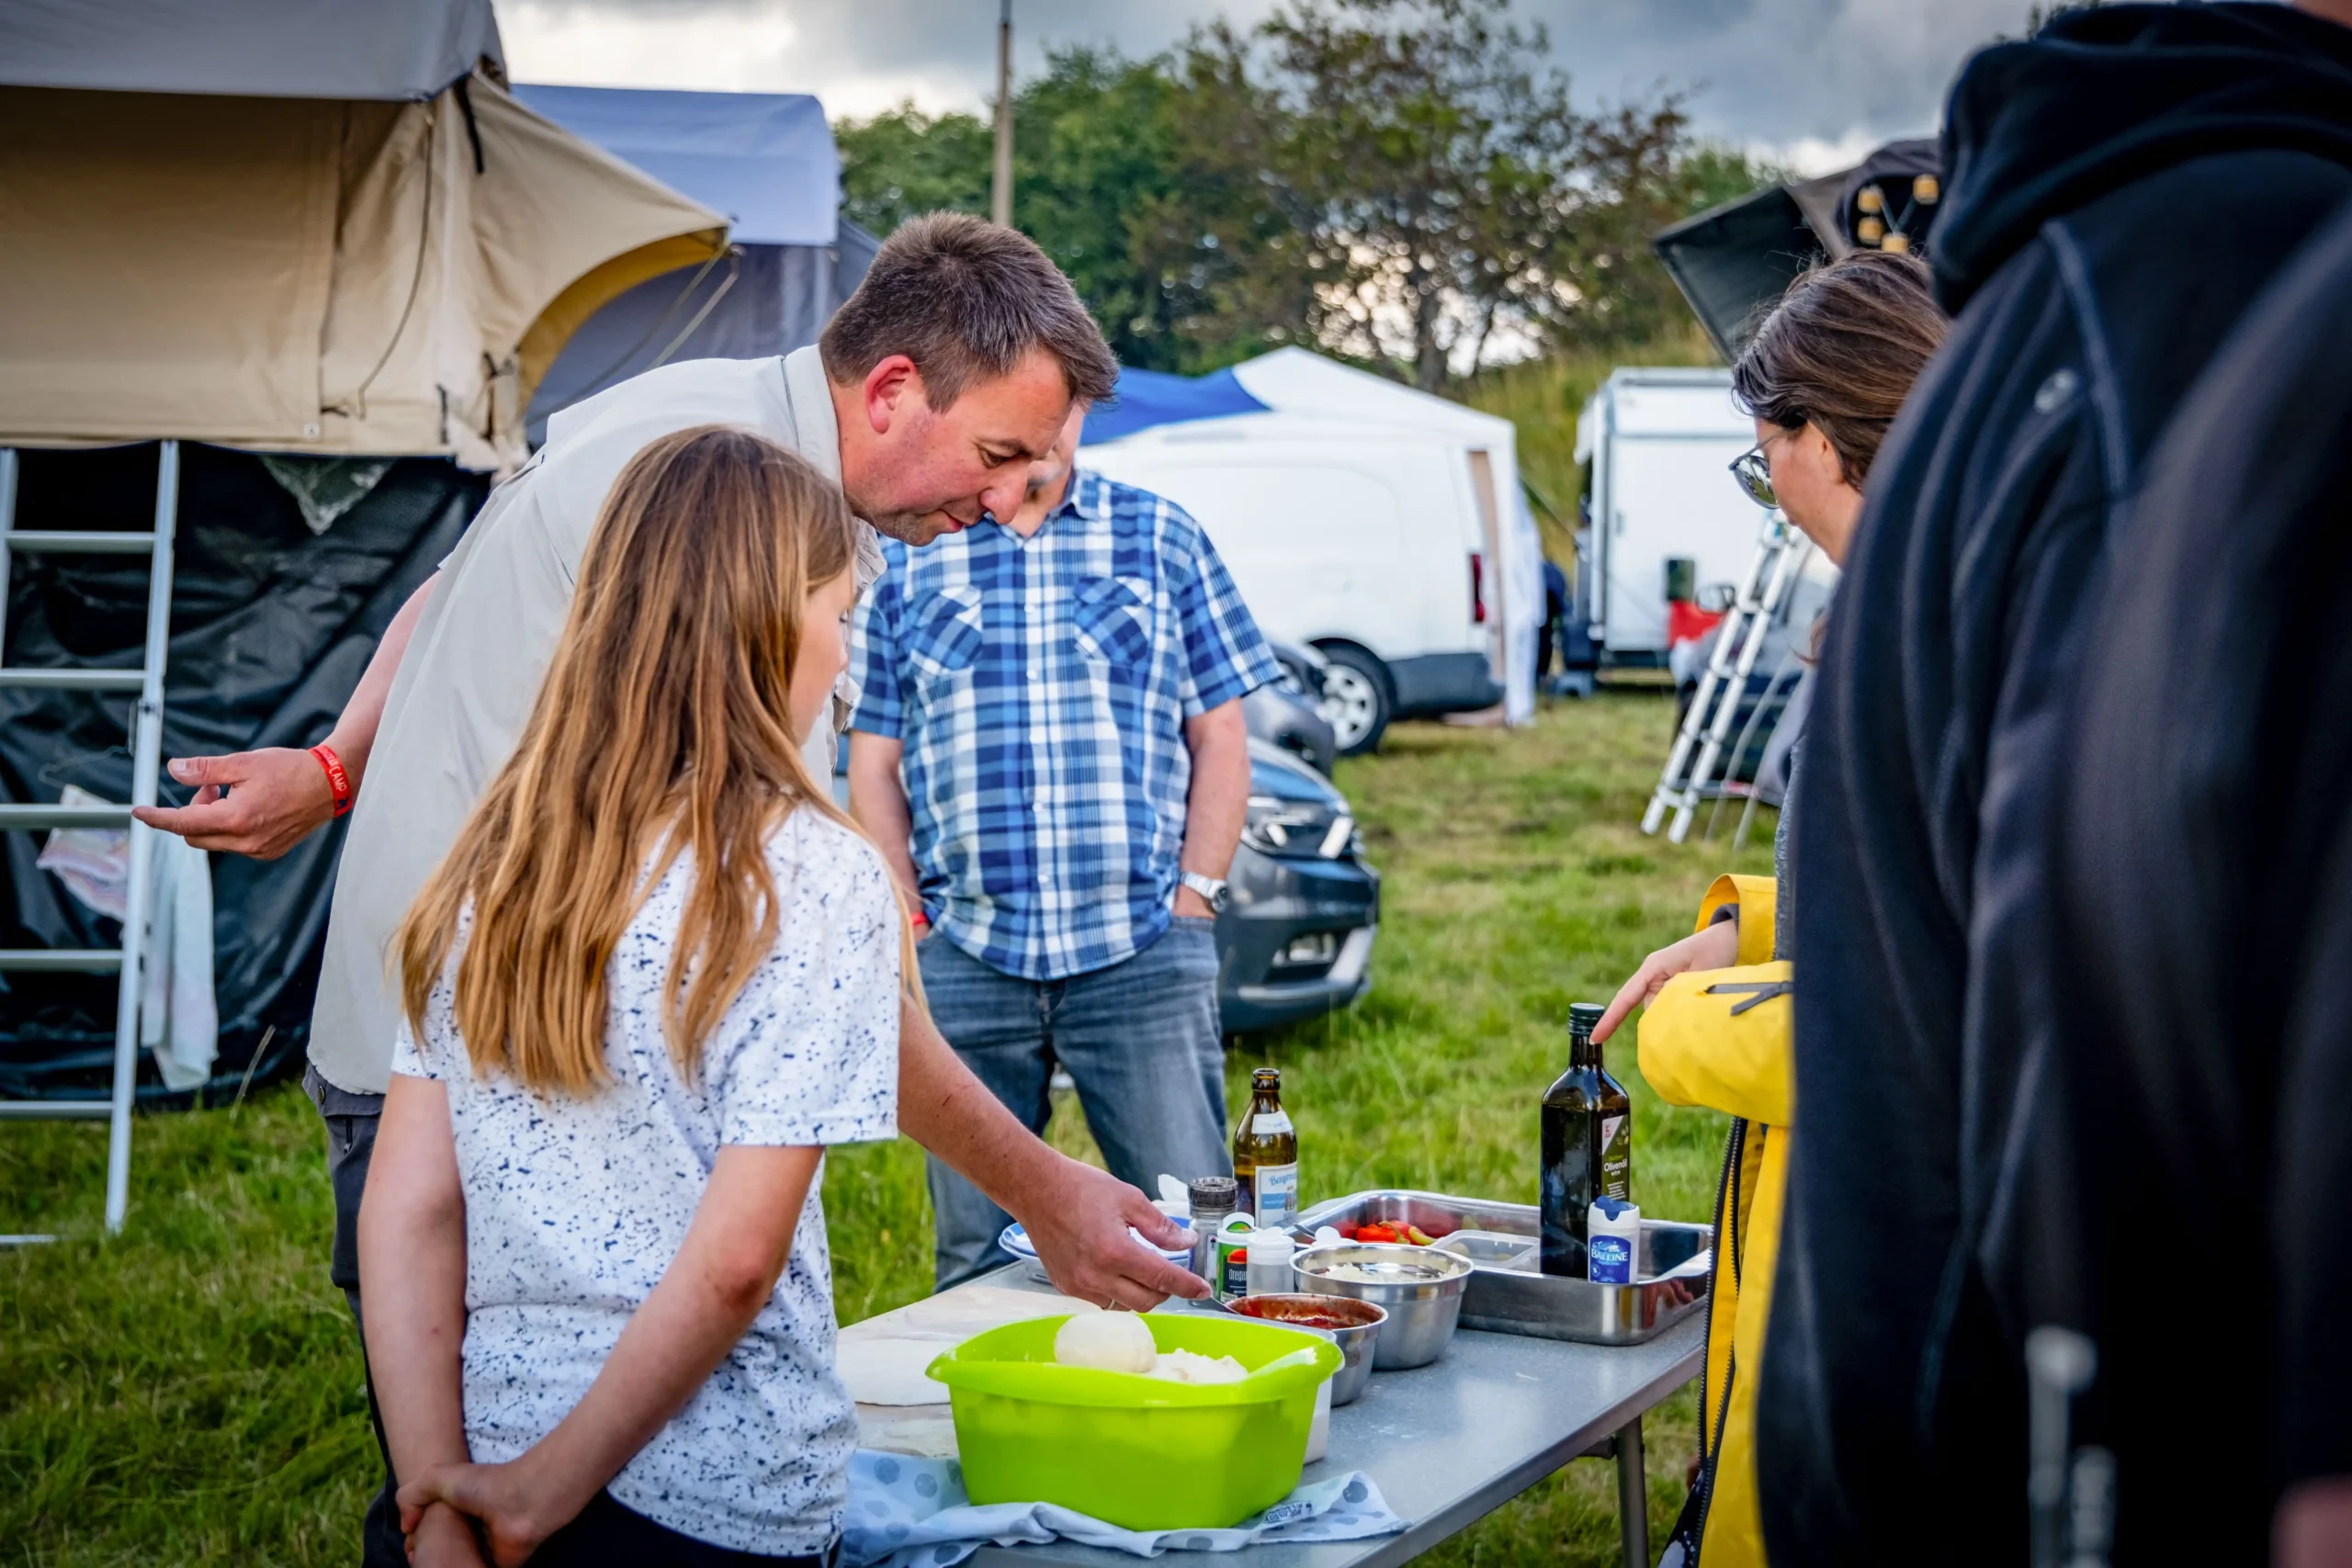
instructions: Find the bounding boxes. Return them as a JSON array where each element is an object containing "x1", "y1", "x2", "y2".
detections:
[
  {"x1": 1589, "y1": 251, "x2": 1948, "y2": 1568},
  {"x1": 358, "y1": 426, "x2": 912, "y2": 1567}
]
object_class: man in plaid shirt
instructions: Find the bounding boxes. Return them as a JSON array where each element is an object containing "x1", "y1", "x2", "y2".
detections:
[{"x1": 850, "y1": 408, "x2": 1279, "y2": 1288}]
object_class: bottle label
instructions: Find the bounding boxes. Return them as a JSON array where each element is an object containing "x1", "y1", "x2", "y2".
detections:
[
  {"x1": 1247, "y1": 1109, "x2": 1294, "y2": 1137},
  {"x1": 1599, "y1": 1114, "x2": 1630, "y2": 1201},
  {"x1": 1216, "y1": 1236, "x2": 1249, "y2": 1302},
  {"x1": 1589, "y1": 1233, "x2": 1634, "y2": 1285},
  {"x1": 1252, "y1": 1163, "x2": 1299, "y2": 1228}
]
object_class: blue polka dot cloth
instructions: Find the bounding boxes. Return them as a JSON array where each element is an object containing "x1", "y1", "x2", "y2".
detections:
[{"x1": 840, "y1": 1450, "x2": 1406, "y2": 1568}]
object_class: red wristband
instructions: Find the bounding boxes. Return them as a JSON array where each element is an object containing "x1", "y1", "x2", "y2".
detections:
[
  {"x1": 310, "y1": 743, "x2": 354, "y2": 818},
  {"x1": 909, "y1": 908, "x2": 931, "y2": 931}
]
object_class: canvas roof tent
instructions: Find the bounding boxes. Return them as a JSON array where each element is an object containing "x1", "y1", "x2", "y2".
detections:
[
  {"x1": 0, "y1": 1, "x2": 729, "y2": 1113},
  {"x1": 1653, "y1": 139, "x2": 1942, "y2": 358},
  {"x1": 0, "y1": 0, "x2": 729, "y2": 472},
  {"x1": 1082, "y1": 348, "x2": 1542, "y2": 726},
  {"x1": 515, "y1": 85, "x2": 883, "y2": 444}
]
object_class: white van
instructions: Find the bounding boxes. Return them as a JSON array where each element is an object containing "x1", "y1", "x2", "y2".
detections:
[
  {"x1": 1575, "y1": 367, "x2": 1759, "y2": 663},
  {"x1": 1080, "y1": 415, "x2": 1508, "y2": 753}
]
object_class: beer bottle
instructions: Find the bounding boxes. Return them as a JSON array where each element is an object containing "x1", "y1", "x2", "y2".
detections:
[
  {"x1": 1540, "y1": 1002, "x2": 1634, "y2": 1277},
  {"x1": 1232, "y1": 1067, "x2": 1300, "y2": 1228}
]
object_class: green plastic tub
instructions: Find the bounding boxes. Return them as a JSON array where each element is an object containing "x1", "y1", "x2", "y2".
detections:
[{"x1": 925, "y1": 1314, "x2": 1342, "y2": 1530}]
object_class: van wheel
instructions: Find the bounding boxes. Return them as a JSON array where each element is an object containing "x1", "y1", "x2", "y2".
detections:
[{"x1": 1318, "y1": 646, "x2": 1392, "y2": 756}]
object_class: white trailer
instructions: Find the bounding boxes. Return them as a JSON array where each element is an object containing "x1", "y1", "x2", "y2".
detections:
[{"x1": 1574, "y1": 367, "x2": 1759, "y2": 664}]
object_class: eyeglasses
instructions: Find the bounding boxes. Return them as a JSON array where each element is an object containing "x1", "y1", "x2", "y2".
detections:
[{"x1": 1728, "y1": 445, "x2": 1777, "y2": 510}]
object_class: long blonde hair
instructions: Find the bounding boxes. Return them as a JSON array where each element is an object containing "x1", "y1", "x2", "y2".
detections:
[{"x1": 396, "y1": 425, "x2": 907, "y2": 1094}]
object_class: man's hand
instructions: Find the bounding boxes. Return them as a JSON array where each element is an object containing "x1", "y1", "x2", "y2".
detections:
[
  {"x1": 1020, "y1": 1155, "x2": 1207, "y2": 1311},
  {"x1": 1173, "y1": 886, "x2": 1216, "y2": 920},
  {"x1": 398, "y1": 1458, "x2": 576, "y2": 1568},
  {"x1": 1590, "y1": 919, "x2": 1742, "y2": 1045},
  {"x1": 405, "y1": 1498, "x2": 490, "y2": 1568},
  {"x1": 130, "y1": 749, "x2": 335, "y2": 858}
]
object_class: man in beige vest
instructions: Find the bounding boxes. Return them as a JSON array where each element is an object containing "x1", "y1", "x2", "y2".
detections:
[{"x1": 140, "y1": 216, "x2": 1200, "y2": 1561}]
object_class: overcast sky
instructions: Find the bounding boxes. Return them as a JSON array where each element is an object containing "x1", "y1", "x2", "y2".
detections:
[{"x1": 499, "y1": 0, "x2": 2050, "y2": 174}]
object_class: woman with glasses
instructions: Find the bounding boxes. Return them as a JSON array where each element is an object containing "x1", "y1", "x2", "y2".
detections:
[{"x1": 1589, "y1": 250, "x2": 1945, "y2": 1568}]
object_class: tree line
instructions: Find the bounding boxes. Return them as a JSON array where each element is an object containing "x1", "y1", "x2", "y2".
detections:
[{"x1": 837, "y1": 0, "x2": 1784, "y2": 391}]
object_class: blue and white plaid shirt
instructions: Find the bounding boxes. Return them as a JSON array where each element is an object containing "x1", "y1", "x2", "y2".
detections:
[{"x1": 850, "y1": 470, "x2": 1278, "y2": 981}]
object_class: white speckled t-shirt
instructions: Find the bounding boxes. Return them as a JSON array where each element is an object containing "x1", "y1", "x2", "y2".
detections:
[{"x1": 390, "y1": 807, "x2": 900, "y2": 1554}]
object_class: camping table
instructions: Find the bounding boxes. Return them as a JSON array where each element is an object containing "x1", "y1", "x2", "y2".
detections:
[{"x1": 859, "y1": 1268, "x2": 1704, "y2": 1568}]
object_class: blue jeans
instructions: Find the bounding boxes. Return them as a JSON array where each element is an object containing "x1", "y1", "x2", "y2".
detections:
[{"x1": 920, "y1": 918, "x2": 1231, "y2": 1290}]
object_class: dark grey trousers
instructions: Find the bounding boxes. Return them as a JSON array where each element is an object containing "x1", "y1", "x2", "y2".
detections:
[{"x1": 306, "y1": 1065, "x2": 407, "y2": 1568}]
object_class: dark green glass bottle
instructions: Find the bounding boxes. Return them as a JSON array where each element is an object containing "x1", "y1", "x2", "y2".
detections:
[{"x1": 1539, "y1": 1002, "x2": 1633, "y2": 1277}]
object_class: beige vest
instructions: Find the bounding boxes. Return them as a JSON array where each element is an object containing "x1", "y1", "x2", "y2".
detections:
[{"x1": 306, "y1": 347, "x2": 881, "y2": 1094}]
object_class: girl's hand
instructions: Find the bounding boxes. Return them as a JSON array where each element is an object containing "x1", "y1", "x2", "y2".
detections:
[
  {"x1": 397, "y1": 1458, "x2": 582, "y2": 1568},
  {"x1": 405, "y1": 1499, "x2": 490, "y2": 1568},
  {"x1": 1591, "y1": 919, "x2": 1743, "y2": 1044}
]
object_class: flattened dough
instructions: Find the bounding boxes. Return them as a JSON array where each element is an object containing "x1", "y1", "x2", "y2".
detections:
[{"x1": 838, "y1": 1337, "x2": 952, "y2": 1406}]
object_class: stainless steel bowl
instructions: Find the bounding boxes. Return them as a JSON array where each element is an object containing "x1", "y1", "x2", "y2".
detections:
[
  {"x1": 1292, "y1": 1244, "x2": 1471, "y2": 1369},
  {"x1": 1232, "y1": 1293, "x2": 1387, "y2": 1405}
]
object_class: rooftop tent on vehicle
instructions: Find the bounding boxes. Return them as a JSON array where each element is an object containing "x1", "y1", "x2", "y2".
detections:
[
  {"x1": 513, "y1": 85, "x2": 884, "y2": 445},
  {"x1": 1652, "y1": 138, "x2": 1942, "y2": 358},
  {"x1": 0, "y1": 0, "x2": 729, "y2": 1107}
]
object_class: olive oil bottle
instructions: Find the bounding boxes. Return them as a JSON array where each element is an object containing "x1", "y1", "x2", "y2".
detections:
[
  {"x1": 1539, "y1": 1002, "x2": 1633, "y2": 1277},
  {"x1": 1233, "y1": 1067, "x2": 1299, "y2": 1228}
]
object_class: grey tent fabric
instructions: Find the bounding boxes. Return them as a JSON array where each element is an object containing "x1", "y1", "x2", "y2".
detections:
[
  {"x1": 517, "y1": 86, "x2": 883, "y2": 445},
  {"x1": 0, "y1": 0, "x2": 503, "y2": 100},
  {"x1": 511, "y1": 85, "x2": 836, "y2": 244},
  {"x1": 526, "y1": 244, "x2": 852, "y2": 445}
]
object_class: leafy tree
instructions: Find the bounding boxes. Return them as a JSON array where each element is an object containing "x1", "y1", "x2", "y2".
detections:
[
  {"x1": 836, "y1": 105, "x2": 990, "y2": 237},
  {"x1": 831, "y1": 0, "x2": 1786, "y2": 383}
]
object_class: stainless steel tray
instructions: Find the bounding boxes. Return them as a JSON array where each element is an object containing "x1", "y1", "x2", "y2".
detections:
[{"x1": 1293, "y1": 1189, "x2": 1713, "y2": 1347}]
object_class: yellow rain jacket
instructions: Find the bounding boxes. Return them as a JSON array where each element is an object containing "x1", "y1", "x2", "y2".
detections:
[{"x1": 1638, "y1": 874, "x2": 1793, "y2": 1568}]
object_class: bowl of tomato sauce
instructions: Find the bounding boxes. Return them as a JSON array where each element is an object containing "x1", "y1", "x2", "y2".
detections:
[{"x1": 1231, "y1": 1293, "x2": 1386, "y2": 1405}]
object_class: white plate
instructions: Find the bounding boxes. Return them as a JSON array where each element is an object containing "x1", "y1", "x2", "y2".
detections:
[{"x1": 998, "y1": 1220, "x2": 1192, "y2": 1272}]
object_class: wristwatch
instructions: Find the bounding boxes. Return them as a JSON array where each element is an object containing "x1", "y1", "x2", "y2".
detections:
[{"x1": 1179, "y1": 871, "x2": 1231, "y2": 914}]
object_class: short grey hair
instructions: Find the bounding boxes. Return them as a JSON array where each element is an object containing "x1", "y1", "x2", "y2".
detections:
[{"x1": 820, "y1": 213, "x2": 1119, "y2": 411}]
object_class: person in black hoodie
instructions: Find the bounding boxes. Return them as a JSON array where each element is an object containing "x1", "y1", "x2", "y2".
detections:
[
  {"x1": 2050, "y1": 195, "x2": 2352, "y2": 1566},
  {"x1": 1759, "y1": 6, "x2": 2352, "y2": 1563}
]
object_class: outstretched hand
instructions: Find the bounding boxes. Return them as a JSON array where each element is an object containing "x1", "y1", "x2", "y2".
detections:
[
  {"x1": 1590, "y1": 919, "x2": 1742, "y2": 1045},
  {"x1": 397, "y1": 1460, "x2": 575, "y2": 1568},
  {"x1": 1019, "y1": 1156, "x2": 1207, "y2": 1311},
  {"x1": 130, "y1": 748, "x2": 337, "y2": 858}
]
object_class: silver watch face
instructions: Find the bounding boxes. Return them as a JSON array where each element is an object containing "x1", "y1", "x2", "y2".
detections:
[{"x1": 1185, "y1": 874, "x2": 1230, "y2": 913}]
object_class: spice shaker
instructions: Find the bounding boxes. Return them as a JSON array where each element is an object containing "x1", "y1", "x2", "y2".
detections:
[{"x1": 1187, "y1": 1176, "x2": 1238, "y2": 1286}]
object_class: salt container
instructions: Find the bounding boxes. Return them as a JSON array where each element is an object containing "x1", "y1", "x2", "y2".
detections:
[
  {"x1": 1244, "y1": 1228, "x2": 1296, "y2": 1297},
  {"x1": 1586, "y1": 1197, "x2": 1641, "y2": 1285}
]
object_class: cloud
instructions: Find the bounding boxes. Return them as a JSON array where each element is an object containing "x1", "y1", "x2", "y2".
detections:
[{"x1": 500, "y1": 0, "x2": 2040, "y2": 150}]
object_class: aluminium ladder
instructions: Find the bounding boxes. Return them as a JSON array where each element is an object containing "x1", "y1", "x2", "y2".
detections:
[
  {"x1": 0, "y1": 442, "x2": 180, "y2": 1238},
  {"x1": 1639, "y1": 508, "x2": 1808, "y2": 844}
]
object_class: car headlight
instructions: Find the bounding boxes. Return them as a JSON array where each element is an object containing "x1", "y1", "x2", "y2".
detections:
[{"x1": 1243, "y1": 794, "x2": 1356, "y2": 859}]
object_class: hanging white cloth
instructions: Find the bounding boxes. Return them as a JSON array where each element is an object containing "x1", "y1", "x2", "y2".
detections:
[
  {"x1": 35, "y1": 785, "x2": 217, "y2": 1089},
  {"x1": 1503, "y1": 494, "x2": 1544, "y2": 726}
]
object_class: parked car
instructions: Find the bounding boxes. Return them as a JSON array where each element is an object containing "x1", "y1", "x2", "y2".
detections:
[
  {"x1": 1218, "y1": 738, "x2": 1380, "y2": 1034},
  {"x1": 1242, "y1": 641, "x2": 1339, "y2": 775}
]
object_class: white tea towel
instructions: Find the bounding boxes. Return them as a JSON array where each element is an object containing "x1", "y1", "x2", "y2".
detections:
[
  {"x1": 840, "y1": 1450, "x2": 1405, "y2": 1568},
  {"x1": 37, "y1": 786, "x2": 217, "y2": 1088},
  {"x1": 141, "y1": 829, "x2": 216, "y2": 1089}
]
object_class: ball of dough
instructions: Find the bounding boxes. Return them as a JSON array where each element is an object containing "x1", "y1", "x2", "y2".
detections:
[
  {"x1": 1054, "y1": 1311, "x2": 1158, "y2": 1373},
  {"x1": 1146, "y1": 1348, "x2": 1250, "y2": 1385}
]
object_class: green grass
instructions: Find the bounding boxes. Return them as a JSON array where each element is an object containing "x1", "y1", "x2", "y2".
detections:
[{"x1": 0, "y1": 691, "x2": 1769, "y2": 1565}]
